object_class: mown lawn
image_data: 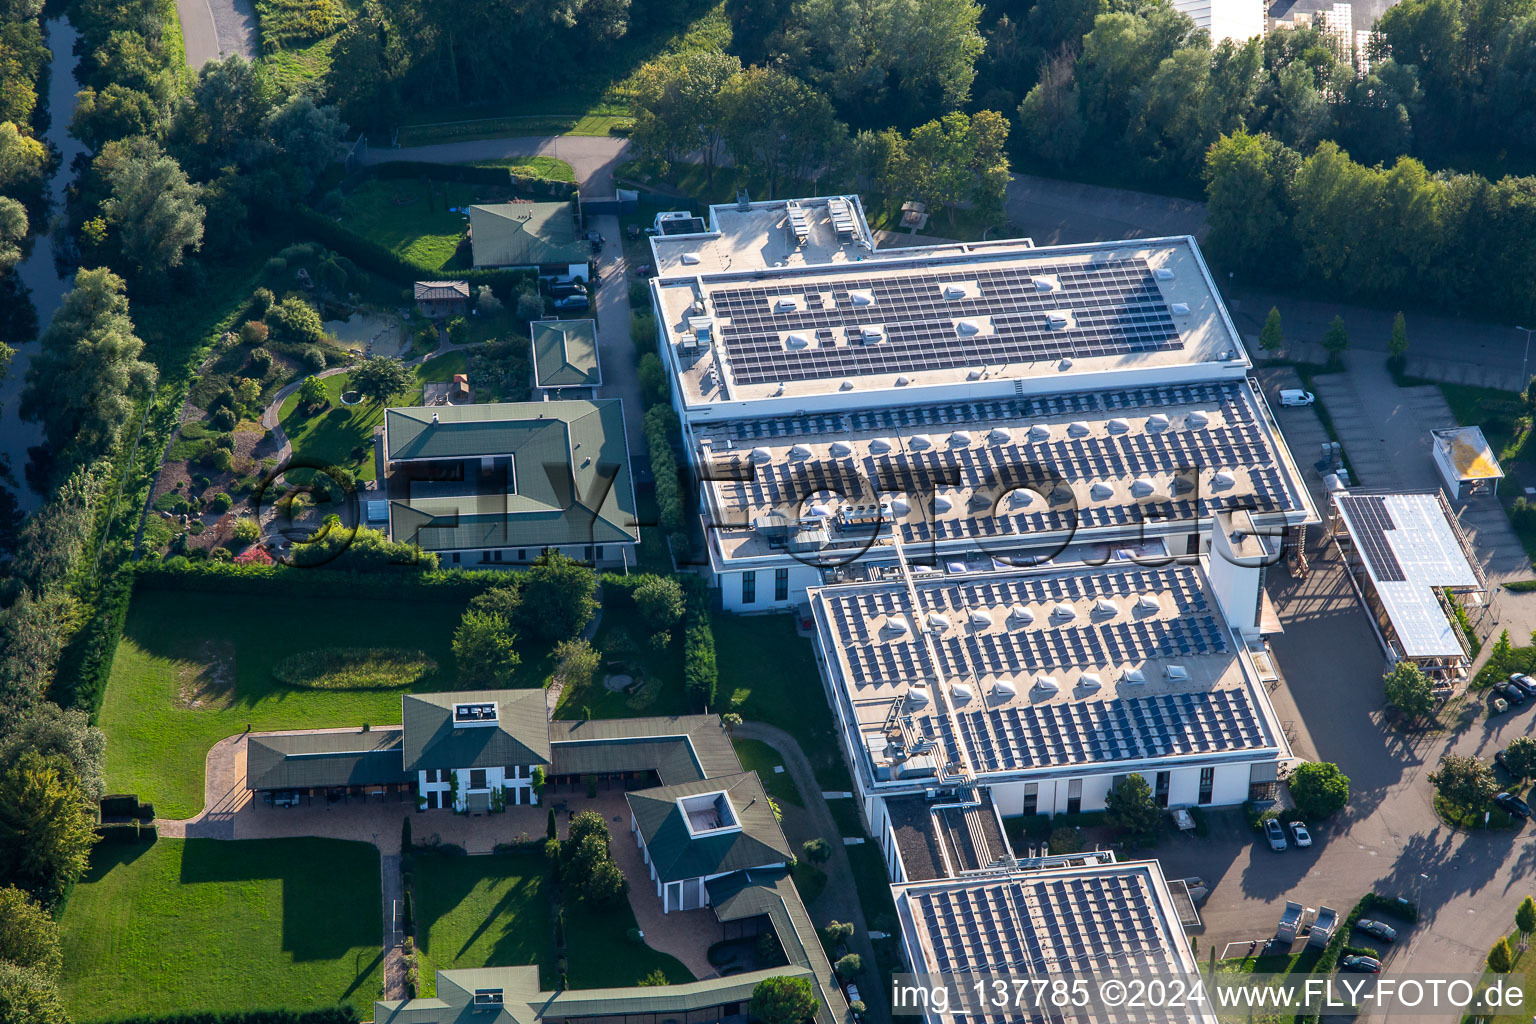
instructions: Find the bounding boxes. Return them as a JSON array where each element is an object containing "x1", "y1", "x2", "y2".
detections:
[
  {"x1": 732, "y1": 737, "x2": 803, "y2": 807},
  {"x1": 468, "y1": 156, "x2": 577, "y2": 183},
  {"x1": 278, "y1": 372, "x2": 399, "y2": 483},
  {"x1": 338, "y1": 179, "x2": 487, "y2": 272},
  {"x1": 553, "y1": 599, "x2": 688, "y2": 720},
  {"x1": 58, "y1": 838, "x2": 383, "y2": 1020},
  {"x1": 412, "y1": 849, "x2": 692, "y2": 993},
  {"x1": 99, "y1": 589, "x2": 545, "y2": 817}
]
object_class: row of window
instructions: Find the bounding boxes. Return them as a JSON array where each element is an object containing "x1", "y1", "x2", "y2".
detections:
[
  {"x1": 1019, "y1": 767, "x2": 1217, "y2": 815},
  {"x1": 449, "y1": 547, "x2": 606, "y2": 565},
  {"x1": 423, "y1": 768, "x2": 522, "y2": 789},
  {"x1": 740, "y1": 568, "x2": 790, "y2": 604}
]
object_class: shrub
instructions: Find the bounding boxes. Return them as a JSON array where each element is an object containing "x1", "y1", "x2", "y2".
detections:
[
  {"x1": 834, "y1": 953, "x2": 863, "y2": 979},
  {"x1": 232, "y1": 518, "x2": 261, "y2": 545},
  {"x1": 802, "y1": 838, "x2": 831, "y2": 864},
  {"x1": 634, "y1": 575, "x2": 684, "y2": 632},
  {"x1": 210, "y1": 493, "x2": 233, "y2": 514},
  {"x1": 215, "y1": 433, "x2": 236, "y2": 451},
  {"x1": 643, "y1": 405, "x2": 683, "y2": 533},
  {"x1": 1048, "y1": 826, "x2": 1082, "y2": 853},
  {"x1": 682, "y1": 577, "x2": 716, "y2": 709},
  {"x1": 515, "y1": 289, "x2": 543, "y2": 321},
  {"x1": 240, "y1": 320, "x2": 269, "y2": 346},
  {"x1": 209, "y1": 407, "x2": 237, "y2": 431},
  {"x1": 251, "y1": 287, "x2": 276, "y2": 316},
  {"x1": 269, "y1": 296, "x2": 325, "y2": 345},
  {"x1": 637, "y1": 352, "x2": 667, "y2": 407}
]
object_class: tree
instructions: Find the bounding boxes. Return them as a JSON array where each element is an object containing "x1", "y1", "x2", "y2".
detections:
[
  {"x1": 183, "y1": 55, "x2": 275, "y2": 164},
  {"x1": 834, "y1": 953, "x2": 862, "y2": 979},
  {"x1": 630, "y1": 50, "x2": 742, "y2": 184},
  {"x1": 1049, "y1": 825, "x2": 1083, "y2": 853},
  {"x1": 1505, "y1": 737, "x2": 1536, "y2": 780},
  {"x1": 0, "y1": 962, "x2": 68, "y2": 1024},
  {"x1": 1491, "y1": 628, "x2": 1513, "y2": 666},
  {"x1": 1259, "y1": 306, "x2": 1283, "y2": 353},
  {"x1": 0, "y1": 197, "x2": 26, "y2": 272},
  {"x1": 0, "y1": 122, "x2": 46, "y2": 194},
  {"x1": 1389, "y1": 311, "x2": 1409, "y2": 361},
  {"x1": 882, "y1": 110, "x2": 1011, "y2": 226},
  {"x1": 0, "y1": 752, "x2": 96, "y2": 900},
  {"x1": 264, "y1": 94, "x2": 346, "y2": 190},
  {"x1": 1321, "y1": 316, "x2": 1350, "y2": 366},
  {"x1": 452, "y1": 610, "x2": 520, "y2": 684},
  {"x1": 822, "y1": 920, "x2": 854, "y2": 947},
  {"x1": 70, "y1": 84, "x2": 162, "y2": 151},
  {"x1": 297, "y1": 375, "x2": 328, "y2": 411},
  {"x1": 575, "y1": 857, "x2": 628, "y2": 906},
  {"x1": 547, "y1": 808, "x2": 557, "y2": 840},
  {"x1": 470, "y1": 582, "x2": 523, "y2": 623},
  {"x1": 750, "y1": 975, "x2": 819, "y2": 1024},
  {"x1": 634, "y1": 576, "x2": 685, "y2": 632},
  {"x1": 519, "y1": 551, "x2": 597, "y2": 642},
  {"x1": 721, "y1": 712, "x2": 742, "y2": 737},
  {"x1": 1429, "y1": 753, "x2": 1497, "y2": 810},
  {"x1": 638, "y1": 968, "x2": 669, "y2": 986},
  {"x1": 1383, "y1": 662, "x2": 1435, "y2": 722},
  {"x1": 0, "y1": 887, "x2": 60, "y2": 974},
  {"x1": 802, "y1": 837, "x2": 831, "y2": 864},
  {"x1": 1288, "y1": 761, "x2": 1349, "y2": 819},
  {"x1": 566, "y1": 810, "x2": 610, "y2": 850},
  {"x1": 268, "y1": 296, "x2": 324, "y2": 345},
  {"x1": 350, "y1": 355, "x2": 411, "y2": 406},
  {"x1": 1489, "y1": 936, "x2": 1513, "y2": 973},
  {"x1": 1203, "y1": 131, "x2": 1297, "y2": 276},
  {"x1": 93, "y1": 136, "x2": 205, "y2": 277},
  {"x1": 401, "y1": 815, "x2": 412, "y2": 851},
  {"x1": 1105, "y1": 772, "x2": 1159, "y2": 837},
  {"x1": 1518, "y1": 896, "x2": 1536, "y2": 947},
  {"x1": 719, "y1": 67, "x2": 845, "y2": 198},
  {"x1": 0, "y1": 703, "x2": 107, "y2": 803},
  {"x1": 1016, "y1": 47, "x2": 1086, "y2": 169},
  {"x1": 20, "y1": 268, "x2": 157, "y2": 474},
  {"x1": 552, "y1": 639, "x2": 599, "y2": 690}
]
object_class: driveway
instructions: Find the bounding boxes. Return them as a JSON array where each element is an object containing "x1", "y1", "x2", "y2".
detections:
[
  {"x1": 175, "y1": 0, "x2": 256, "y2": 67},
  {"x1": 361, "y1": 137, "x2": 631, "y2": 197},
  {"x1": 587, "y1": 213, "x2": 647, "y2": 471},
  {"x1": 1004, "y1": 173, "x2": 1207, "y2": 244},
  {"x1": 1309, "y1": 356, "x2": 1450, "y2": 491}
]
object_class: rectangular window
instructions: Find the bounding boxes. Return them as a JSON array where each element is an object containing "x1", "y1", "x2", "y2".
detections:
[
  {"x1": 584, "y1": 546, "x2": 594, "y2": 561},
  {"x1": 470, "y1": 769, "x2": 487, "y2": 790},
  {"x1": 482, "y1": 551, "x2": 491, "y2": 562},
  {"x1": 595, "y1": 546, "x2": 604, "y2": 562},
  {"x1": 518, "y1": 549, "x2": 526, "y2": 561},
  {"x1": 1022, "y1": 783, "x2": 1038, "y2": 816},
  {"x1": 742, "y1": 571, "x2": 757, "y2": 604},
  {"x1": 451, "y1": 552, "x2": 460, "y2": 564},
  {"x1": 1154, "y1": 771, "x2": 1171, "y2": 808},
  {"x1": 775, "y1": 567, "x2": 789, "y2": 601},
  {"x1": 1198, "y1": 767, "x2": 1215, "y2": 805},
  {"x1": 493, "y1": 551, "x2": 502, "y2": 562},
  {"x1": 1066, "y1": 779, "x2": 1082, "y2": 815},
  {"x1": 426, "y1": 790, "x2": 439, "y2": 810}
]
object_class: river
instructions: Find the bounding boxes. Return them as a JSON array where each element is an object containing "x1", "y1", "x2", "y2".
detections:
[{"x1": 3, "y1": 16, "x2": 86, "y2": 513}]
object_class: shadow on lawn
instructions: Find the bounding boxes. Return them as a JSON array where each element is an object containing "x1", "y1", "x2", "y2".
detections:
[
  {"x1": 178, "y1": 837, "x2": 382, "y2": 963},
  {"x1": 414, "y1": 850, "x2": 552, "y2": 977},
  {"x1": 82, "y1": 839, "x2": 155, "y2": 880}
]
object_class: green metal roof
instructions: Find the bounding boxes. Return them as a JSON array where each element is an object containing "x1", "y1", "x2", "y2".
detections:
[
  {"x1": 469, "y1": 202, "x2": 588, "y2": 269},
  {"x1": 530, "y1": 320, "x2": 600, "y2": 388},
  {"x1": 627, "y1": 772, "x2": 794, "y2": 884},
  {"x1": 384, "y1": 401, "x2": 638, "y2": 554},
  {"x1": 246, "y1": 728, "x2": 412, "y2": 791},
  {"x1": 401, "y1": 690, "x2": 551, "y2": 772},
  {"x1": 533, "y1": 967, "x2": 813, "y2": 1017},
  {"x1": 548, "y1": 716, "x2": 743, "y2": 784}
]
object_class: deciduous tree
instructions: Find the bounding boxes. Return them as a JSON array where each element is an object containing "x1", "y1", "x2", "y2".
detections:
[
  {"x1": 630, "y1": 50, "x2": 742, "y2": 184},
  {"x1": 1287, "y1": 761, "x2": 1350, "y2": 819},
  {"x1": 750, "y1": 975, "x2": 818, "y2": 1024},
  {"x1": 0, "y1": 702, "x2": 107, "y2": 803},
  {"x1": 1504, "y1": 737, "x2": 1536, "y2": 780},
  {"x1": 634, "y1": 576, "x2": 685, "y2": 632},
  {"x1": 519, "y1": 551, "x2": 597, "y2": 642},
  {"x1": 1104, "y1": 772, "x2": 1160, "y2": 837},
  {"x1": 1383, "y1": 662, "x2": 1435, "y2": 722},
  {"x1": 0, "y1": 887, "x2": 60, "y2": 974},
  {"x1": 1259, "y1": 307, "x2": 1283, "y2": 353},
  {"x1": 1429, "y1": 753, "x2": 1497, "y2": 811},
  {"x1": 93, "y1": 136, "x2": 205, "y2": 277},
  {"x1": 349, "y1": 355, "x2": 411, "y2": 406},
  {"x1": 719, "y1": 67, "x2": 845, "y2": 199},
  {"x1": 0, "y1": 962, "x2": 68, "y2": 1024},
  {"x1": 452, "y1": 610, "x2": 520, "y2": 684}
]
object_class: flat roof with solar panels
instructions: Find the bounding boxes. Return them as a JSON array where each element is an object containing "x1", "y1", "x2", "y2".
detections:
[
  {"x1": 652, "y1": 230, "x2": 1249, "y2": 416},
  {"x1": 807, "y1": 559, "x2": 1285, "y2": 791},
  {"x1": 694, "y1": 378, "x2": 1313, "y2": 568},
  {"x1": 1331, "y1": 491, "x2": 1484, "y2": 660},
  {"x1": 893, "y1": 861, "x2": 1216, "y2": 1024}
]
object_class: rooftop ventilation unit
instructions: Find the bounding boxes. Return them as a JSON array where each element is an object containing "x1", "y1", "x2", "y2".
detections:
[
  {"x1": 1146, "y1": 413, "x2": 1170, "y2": 431},
  {"x1": 1212, "y1": 470, "x2": 1236, "y2": 489},
  {"x1": 1052, "y1": 602, "x2": 1076, "y2": 621},
  {"x1": 785, "y1": 202, "x2": 811, "y2": 244},
  {"x1": 1130, "y1": 477, "x2": 1157, "y2": 498},
  {"x1": 955, "y1": 320, "x2": 980, "y2": 336},
  {"x1": 827, "y1": 197, "x2": 857, "y2": 236},
  {"x1": 1170, "y1": 302, "x2": 1191, "y2": 315},
  {"x1": 784, "y1": 333, "x2": 810, "y2": 350},
  {"x1": 1028, "y1": 424, "x2": 1051, "y2": 442},
  {"x1": 1008, "y1": 604, "x2": 1034, "y2": 626},
  {"x1": 883, "y1": 616, "x2": 911, "y2": 638},
  {"x1": 1067, "y1": 421, "x2": 1091, "y2": 438},
  {"x1": 1045, "y1": 310, "x2": 1072, "y2": 329},
  {"x1": 949, "y1": 430, "x2": 972, "y2": 446},
  {"x1": 943, "y1": 284, "x2": 967, "y2": 300},
  {"x1": 848, "y1": 289, "x2": 874, "y2": 307},
  {"x1": 895, "y1": 376, "x2": 910, "y2": 386},
  {"x1": 1154, "y1": 267, "x2": 1175, "y2": 281},
  {"x1": 1136, "y1": 595, "x2": 1161, "y2": 614},
  {"x1": 853, "y1": 325, "x2": 883, "y2": 345},
  {"x1": 828, "y1": 441, "x2": 853, "y2": 457},
  {"x1": 1122, "y1": 667, "x2": 1148, "y2": 685},
  {"x1": 1079, "y1": 672, "x2": 1103, "y2": 692},
  {"x1": 1089, "y1": 482, "x2": 1114, "y2": 500},
  {"x1": 933, "y1": 494, "x2": 954, "y2": 513},
  {"x1": 1034, "y1": 676, "x2": 1060, "y2": 695},
  {"x1": 909, "y1": 434, "x2": 932, "y2": 450},
  {"x1": 1186, "y1": 411, "x2": 1210, "y2": 428},
  {"x1": 1107, "y1": 418, "x2": 1130, "y2": 434},
  {"x1": 988, "y1": 427, "x2": 1011, "y2": 444},
  {"x1": 1094, "y1": 598, "x2": 1121, "y2": 618},
  {"x1": 992, "y1": 680, "x2": 1017, "y2": 700},
  {"x1": 749, "y1": 447, "x2": 772, "y2": 463},
  {"x1": 906, "y1": 686, "x2": 931, "y2": 709},
  {"x1": 950, "y1": 682, "x2": 974, "y2": 704},
  {"x1": 788, "y1": 443, "x2": 813, "y2": 459},
  {"x1": 968, "y1": 609, "x2": 992, "y2": 629},
  {"x1": 926, "y1": 612, "x2": 951, "y2": 630},
  {"x1": 870, "y1": 438, "x2": 893, "y2": 454},
  {"x1": 1165, "y1": 665, "x2": 1190, "y2": 682}
]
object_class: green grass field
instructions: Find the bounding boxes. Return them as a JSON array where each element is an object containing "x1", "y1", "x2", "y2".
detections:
[
  {"x1": 99, "y1": 589, "x2": 484, "y2": 817},
  {"x1": 468, "y1": 157, "x2": 577, "y2": 183},
  {"x1": 553, "y1": 600, "x2": 689, "y2": 720},
  {"x1": 732, "y1": 738, "x2": 803, "y2": 807},
  {"x1": 279, "y1": 372, "x2": 395, "y2": 483},
  {"x1": 413, "y1": 849, "x2": 691, "y2": 992},
  {"x1": 58, "y1": 839, "x2": 383, "y2": 1020},
  {"x1": 339, "y1": 179, "x2": 484, "y2": 272}
]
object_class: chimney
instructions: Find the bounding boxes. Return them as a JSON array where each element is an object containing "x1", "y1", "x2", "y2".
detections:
[{"x1": 431, "y1": 412, "x2": 439, "y2": 425}]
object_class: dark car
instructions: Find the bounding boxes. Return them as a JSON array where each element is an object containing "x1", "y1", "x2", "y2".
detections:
[
  {"x1": 549, "y1": 281, "x2": 587, "y2": 299},
  {"x1": 1355, "y1": 919, "x2": 1398, "y2": 943},
  {"x1": 1495, "y1": 792, "x2": 1532, "y2": 818},
  {"x1": 1495, "y1": 749, "x2": 1512, "y2": 772},
  {"x1": 1495, "y1": 680, "x2": 1526, "y2": 705},
  {"x1": 553, "y1": 294, "x2": 590, "y2": 312},
  {"x1": 1512, "y1": 673, "x2": 1536, "y2": 697},
  {"x1": 1340, "y1": 955, "x2": 1382, "y2": 973}
]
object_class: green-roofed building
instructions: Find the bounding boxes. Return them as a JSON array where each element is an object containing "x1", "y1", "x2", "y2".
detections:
[
  {"x1": 405, "y1": 690, "x2": 552, "y2": 811},
  {"x1": 529, "y1": 319, "x2": 600, "y2": 390},
  {"x1": 627, "y1": 773, "x2": 794, "y2": 913},
  {"x1": 468, "y1": 202, "x2": 591, "y2": 274},
  {"x1": 382, "y1": 400, "x2": 639, "y2": 568}
]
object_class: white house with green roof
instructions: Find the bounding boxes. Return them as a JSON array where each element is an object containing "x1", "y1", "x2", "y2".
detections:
[
  {"x1": 529, "y1": 319, "x2": 600, "y2": 391},
  {"x1": 382, "y1": 400, "x2": 639, "y2": 568},
  {"x1": 403, "y1": 690, "x2": 551, "y2": 810},
  {"x1": 468, "y1": 202, "x2": 590, "y2": 279}
]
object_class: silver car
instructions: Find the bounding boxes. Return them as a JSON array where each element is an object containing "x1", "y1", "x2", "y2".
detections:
[{"x1": 1264, "y1": 818, "x2": 1287, "y2": 851}]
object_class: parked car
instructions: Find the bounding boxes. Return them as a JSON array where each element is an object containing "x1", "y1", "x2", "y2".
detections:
[
  {"x1": 553, "y1": 294, "x2": 590, "y2": 312},
  {"x1": 1264, "y1": 818, "x2": 1287, "y2": 851},
  {"x1": 1511, "y1": 673, "x2": 1536, "y2": 697},
  {"x1": 1355, "y1": 919, "x2": 1398, "y2": 943},
  {"x1": 1290, "y1": 821, "x2": 1313, "y2": 847},
  {"x1": 1494, "y1": 680, "x2": 1526, "y2": 705},
  {"x1": 1495, "y1": 792, "x2": 1532, "y2": 819},
  {"x1": 1278, "y1": 389, "x2": 1316, "y2": 407},
  {"x1": 1495, "y1": 748, "x2": 1512, "y2": 772},
  {"x1": 1340, "y1": 955, "x2": 1382, "y2": 973},
  {"x1": 549, "y1": 281, "x2": 587, "y2": 299},
  {"x1": 271, "y1": 790, "x2": 300, "y2": 808}
]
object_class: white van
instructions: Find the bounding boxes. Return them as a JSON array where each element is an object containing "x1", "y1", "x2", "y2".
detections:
[{"x1": 1278, "y1": 389, "x2": 1316, "y2": 407}]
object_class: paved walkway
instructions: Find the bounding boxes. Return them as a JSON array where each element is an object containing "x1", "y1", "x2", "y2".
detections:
[
  {"x1": 361, "y1": 137, "x2": 631, "y2": 198},
  {"x1": 175, "y1": 0, "x2": 256, "y2": 67},
  {"x1": 1005, "y1": 173, "x2": 1208, "y2": 244},
  {"x1": 734, "y1": 722, "x2": 890, "y2": 1024},
  {"x1": 588, "y1": 213, "x2": 647, "y2": 471}
]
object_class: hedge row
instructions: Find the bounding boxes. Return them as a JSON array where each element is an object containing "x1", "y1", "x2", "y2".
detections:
[
  {"x1": 96, "y1": 821, "x2": 158, "y2": 844},
  {"x1": 370, "y1": 161, "x2": 577, "y2": 199},
  {"x1": 50, "y1": 568, "x2": 136, "y2": 719},
  {"x1": 100, "y1": 794, "x2": 155, "y2": 821},
  {"x1": 643, "y1": 405, "x2": 683, "y2": 534},
  {"x1": 1304, "y1": 892, "x2": 1417, "y2": 1021},
  {"x1": 682, "y1": 575, "x2": 716, "y2": 710},
  {"x1": 290, "y1": 204, "x2": 535, "y2": 292},
  {"x1": 132, "y1": 559, "x2": 509, "y2": 601},
  {"x1": 90, "y1": 1010, "x2": 357, "y2": 1024}
]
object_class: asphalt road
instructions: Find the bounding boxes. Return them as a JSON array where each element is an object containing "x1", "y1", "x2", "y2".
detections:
[
  {"x1": 175, "y1": 0, "x2": 256, "y2": 66},
  {"x1": 361, "y1": 136, "x2": 631, "y2": 198}
]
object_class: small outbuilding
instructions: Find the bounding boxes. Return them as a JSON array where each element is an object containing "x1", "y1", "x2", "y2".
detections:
[
  {"x1": 413, "y1": 281, "x2": 470, "y2": 319},
  {"x1": 530, "y1": 319, "x2": 600, "y2": 391},
  {"x1": 1431, "y1": 425, "x2": 1503, "y2": 499}
]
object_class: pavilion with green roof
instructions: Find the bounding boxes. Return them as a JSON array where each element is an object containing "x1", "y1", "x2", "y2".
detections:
[{"x1": 529, "y1": 319, "x2": 600, "y2": 390}]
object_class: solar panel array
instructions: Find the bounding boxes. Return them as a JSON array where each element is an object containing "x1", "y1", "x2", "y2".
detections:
[
  {"x1": 1336, "y1": 494, "x2": 1405, "y2": 582},
  {"x1": 941, "y1": 689, "x2": 1265, "y2": 771},
  {"x1": 909, "y1": 873, "x2": 1196, "y2": 1023},
  {"x1": 703, "y1": 382, "x2": 1296, "y2": 541},
  {"x1": 708, "y1": 259, "x2": 1181, "y2": 386}
]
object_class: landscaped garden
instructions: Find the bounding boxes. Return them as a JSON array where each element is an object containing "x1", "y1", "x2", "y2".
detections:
[
  {"x1": 98, "y1": 588, "x2": 528, "y2": 818},
  {"x1": 278, "y1": 371, "x2": 391, "y2": 482},
  {"x1": 58, "y1": 838, "x2": 384, "y2": 1019}
]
